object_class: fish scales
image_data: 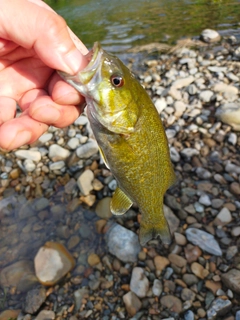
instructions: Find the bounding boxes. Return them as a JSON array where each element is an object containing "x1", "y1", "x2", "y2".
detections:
[{"x1": 58, "y1": 42, "x2": 176, "y2": 246}]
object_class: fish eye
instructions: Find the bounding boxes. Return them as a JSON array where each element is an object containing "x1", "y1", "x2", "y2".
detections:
[{"x1": 110, "y1": 75, "x2": 124, "y2": 87}]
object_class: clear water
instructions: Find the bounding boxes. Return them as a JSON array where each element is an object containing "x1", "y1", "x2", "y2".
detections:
[{"x1": 46, "y1": 0, "x2": 240, "y2": 52}]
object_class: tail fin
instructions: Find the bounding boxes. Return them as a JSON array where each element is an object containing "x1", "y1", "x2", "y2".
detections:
[{"x1": 139, "y1": 217, "x2": 172, "y2": 246}]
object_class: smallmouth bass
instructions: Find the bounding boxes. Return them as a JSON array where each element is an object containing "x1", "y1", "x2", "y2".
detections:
[{"x1": 59, "y1": 42, "x2": 176, "y2": 246}]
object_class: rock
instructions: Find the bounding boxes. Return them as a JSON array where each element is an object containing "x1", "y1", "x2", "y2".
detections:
[
  {"x1": 213, "y1": 82, "x2": 238, "y2": 99},
  {"x1": 216, "y1": 103, "x2": 240, "y2": 131},
  {"x1": 74, "y1": 288, "x2": 89, "y2": 311},
  {"x1": 196, "y1": 167, "x2": 211, "y2": 179},
  {"x1": 15, "y1": 150, "x2": 41, "y2": 162},
  {"x1": 23, "y1": 287, "x2": 46, "y2": 314},
  {"x1": 214, "y1": 207, "x2": 232, "y2": 226},
  {"x1": 24, "y1": 159, "x2": 36, "y2": 172},
  {"x1": 77, "y1": 169, "x2": 94, "y2": 196},
  {"x1": 95, "y1": 197, "x2": 112, "y2": 219},
  {"x1": 207, "y1": 298, "x2": 232, "y2": 320},
  {"x1": 38, "y1": 133, "x2": 53, "y2": 144},
  {"x1": 155, "y1": 98, "x2": 167, "y2": 113},
  {"x1": 0, "y1": 260, "x2": 37, "y2": 292},
  {"x1": 236, "y1": 310, "x2": 240, "y2": 320},
  {"x1": 186, "y1": 228, "x2": 222, "y2": 256},
  {"x1": 48, "y1": 144, "x2": 70, "y2": 161},
  {"x1": 205, "y1": 280, "x2": 222, "y2": 295},
  {"x1": 33, "y1": 197, "x2": 49, "y2": 211},
  {"x1": 76, "y1": 139, "x2": 99, "y2": 158},
  {"x1": 74, "y1": 115, "x2": 89, "y2": 126},
  {"x1": 199, "y1": 194, "x2": 211, "y2": 206},
  {"x1": 199, "y1": 90, "x2": 214, "y2": 102},
  {"x1": 88, "y1": 253, "x2": 100, "y2": 266},
  {"x1": 123, "y1": 291, "x2": 142, "y2": 316},
  {"x1": 180, "y1": 148, "x2": 199, "y2": 159},
  {"x1": 201, "y1": 29, "x2": 220, "y2": 43},
  {"x1": 49, "y1": 160, "x2": 65, "y2": 171},
  {"x1": 232, "y1": 226, "x2": 240, "y2": 237},
  {"x1": 172, "y1": 76, "x2": 194, "y2": 89},
  {"x1": 174, "y1": 233, "x2": 187, "y2": 246},
  {"x1": 181, "y1": 288, "x2": 196, "y2": 301},
  {"x1": 221, "y1": 269, "x2": 240, "y2": 294},
  {"x1": 191, "y1": 262, "x2": 209, "y2": 279},
  {"x1": 130, "y1": 267, "x2": 149, "y2": 298},
  {"x1": 34, "y1": 242, "x2": 75, "y2": 286},
  {"x1": 67, "y1": 137, "x2": 80, "y2": 150},
  {"x1": 152, "y1": 279, "x2": 163, "y2": 297},
  {"x1": 228, "y1": 132, "x2": 237, "y2": 145},
  {"x1": 170, "y1": 147, "x2": 180, "y2": 162},
  {"x1": 0, "y1": 310, "x2": 21, "y2": 320},
  {"x1": 184, "y1": 244, "x2": 202, "y2": 263},
  {"x1": 154, "y1": 255, "x2": 170, "y2": 273},
  {"x1": 160, "y1": 295, "x2": 182, "y2": 313},
  {"x1": 230, "y1": 182, "x2": 240, "y2": 195},
  {"x1": 174, "y1": 101, "x2": 187, "y2": 118},
  {"x1": 164, "y1": 205, "x2": 180, "y2": 234},
  {"x1": 35, "y1": 310, "x2": 55, "y2": 320},
  {"x1": 184, "y1": 310, "x2": 194, "y2": 320},
  {"x1": 168, "y1": 253, "x2": 187, "y2": 268}
]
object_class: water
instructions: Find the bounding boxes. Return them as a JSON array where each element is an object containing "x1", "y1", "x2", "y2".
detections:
[{"x1": 46, "y1": 0, "x2": 240, "y2": 52}]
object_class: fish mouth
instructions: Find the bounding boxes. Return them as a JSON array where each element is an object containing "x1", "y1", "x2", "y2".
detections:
[{"x1": 58, "y1": 42, "x2": 103, "y2": 86}]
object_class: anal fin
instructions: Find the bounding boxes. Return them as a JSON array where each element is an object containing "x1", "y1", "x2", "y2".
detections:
[{"x1": 110, "y1": 187, "x2": 133, "y2": 215}]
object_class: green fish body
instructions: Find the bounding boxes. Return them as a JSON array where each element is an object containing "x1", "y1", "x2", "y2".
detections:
[{"x1": 59, "y1": 42, "x2": 176, "y2": 246}]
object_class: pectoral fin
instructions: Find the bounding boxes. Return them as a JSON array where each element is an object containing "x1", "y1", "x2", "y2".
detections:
[
  {"x1": 139, "y1": 215, "x2": 171, "y2": 246},
  {"x1": 110, "y1": 187, "x2": 133, "y2": 215}
]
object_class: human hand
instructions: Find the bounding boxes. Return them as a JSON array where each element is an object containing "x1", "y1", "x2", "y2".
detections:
[{"x1": 0, "y1": 0, "x2": 89, "y2": 150}]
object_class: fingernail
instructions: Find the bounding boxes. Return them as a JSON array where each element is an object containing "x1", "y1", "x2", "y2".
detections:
[
  {"x1": 63, "y1": 49, "x2": 88, "y2": 74},
  {"x1": 10, "y1": 131, "x2": 32, "y2": 149}
]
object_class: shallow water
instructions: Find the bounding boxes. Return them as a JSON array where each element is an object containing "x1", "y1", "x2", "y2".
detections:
[{"x1": 46, "y1": 0, "x2": 240, "y2": 52}]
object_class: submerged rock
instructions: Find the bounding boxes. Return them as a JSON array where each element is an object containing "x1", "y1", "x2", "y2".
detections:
[
  {"x1": 105, "y1": 223, "x2": 141, "y2": 262},
  {"x1": 23, "y1": 287, "x2": 47, "y2": 314},
  {"x1": 185, "y1": 228, "x2": 222, "y2": 256}
]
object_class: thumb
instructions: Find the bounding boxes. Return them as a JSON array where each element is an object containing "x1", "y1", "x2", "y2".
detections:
[{"x1": 0, "y1": 0, "x2": 89, "y2": 74}]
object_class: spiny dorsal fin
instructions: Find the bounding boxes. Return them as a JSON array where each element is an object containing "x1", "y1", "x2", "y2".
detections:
[{"x1": 110, "y1": 187, "x2": 133, "y2": 215}]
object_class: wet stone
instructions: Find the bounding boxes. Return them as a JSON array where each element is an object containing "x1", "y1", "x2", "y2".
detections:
[
  {"x1": 105, "y1": 223, "x2": 141, "y2": 262},
  {"x1": 123, "y1": 291, "x2": 142, "y2": 317},
  {"x1": 185, "y1": 228, "x2": 222, "y2": 256},
  {"x1": 77, "y1": 169, "x2": 94, "y2": 196},
  {"x1": 221, "y1": 269, "x2": 240, "y2": 294},
  {"x1": 23, "y1": 287, "x2": 46, "y2": 314},
  {"x1": 48, "y1": 144, "x2": 70, "y2": 161},
  {"x1": 95, "y1": 197, "x2": 112, "y2": 219},
  {"x1": 35, "y1": 310, "x2": 55, "y2": 320},
  {"x1": 214, "y1": 207, "x2": 232, "y2": 226},
  {"x1": 152, "y1": 279, "x2": 163, "y2": 297},
  {"x1": 207, "y1": 298, "x2": 232, "y2": 320},
  {"x1": 76, "y1": 139, "x2": 99, "y2": 158},
  {"x1": 130, "y1": 267, "x2": 149, "y2": 298},
  {"x1": 160, "y1": 295, "x2": 183, "y2": 313}
]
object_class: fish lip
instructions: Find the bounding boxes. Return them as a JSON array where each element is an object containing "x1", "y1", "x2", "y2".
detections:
[{"x1": 58, "y1": 41, "x2": 103, "y2": 85}]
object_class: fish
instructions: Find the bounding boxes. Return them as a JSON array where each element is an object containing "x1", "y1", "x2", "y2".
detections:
[{"x1": 58, "y1": 42, "x2": 176, "y2": 246}]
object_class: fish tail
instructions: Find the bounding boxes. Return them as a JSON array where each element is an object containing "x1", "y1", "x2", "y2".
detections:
[{"x1": 139, "y1": 216, "x2": 171, "y2": 246}]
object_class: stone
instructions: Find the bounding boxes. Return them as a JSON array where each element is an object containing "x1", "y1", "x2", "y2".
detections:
[
  {"x1": 0, "y1": 310, "x2": 21, "y2": 320},
  {"x1": 74, "y1": 115, "x2": 89, "y2": 126},
  {"x1": 205, "y1": 280, "x2": 222, "y2": 295},
  {"x1": 88, "y1": 253, "x2": 100, "y2": 266},
  {"x1": 168, "y1": 253, "x2": 187, "y2": 268},
  {"x1": 23, "y1": 287, "x2": 46, "y2": 314},
  {"x1": 172, "y1": 76, "x2": 194, "y2": 89},
  {"x1": 174, "y1": 101, "x2": 187, "y2": 117},
  {"x1": 49, "y1": 161, "x2": 65, "y2": 171},
  {"x1": 95, "y1": 197, "x2": 112, "y2": 219},
  {"x1": 207, "y1": 298, "x2": 232, "y2": 320},
  {"x1": 67, "y1": 137, "x2": 80, "y2": 150},
  {"x1": 196, "y1": 167, "x2": 211, "y2": 179},
  {"x1": 48, "y1": 144, "x2": 70, "y2": 161},
  {"x1": 155, "y1": 98, "x2": 167, "y2": 113},
  {"x1": 164, "y1": 205, "x2": 180, "y2": 234},
  {"x1": 230, "y1": 182, "x2": 240, "y2": 195},
  {"x1": 170, "y1": 147, "x2": 180, "y2": 162},
  {"x1": 213, "y1": 82, "x2": 238, "y2": 99},
  {"x1": 74, "y1": 288, "x2": 89, "y2": 311},
  {"x1": 76, "y1": 139, "x2": 99, "y2": 158},
  {"x1": 24, "y1": 159, "x2": 36, "y2": 172},
  {"x1": 0, "y1": 260, "x2": 37, "y2": 292},
  {"x1": 160, "y1": 295, "x2": 182, "y2": 313},
  {"x1": 130, "y1": 267, "x2": 149, "y2": 298},
  {"x1": 216, "y1": 103, "x2": 240, "y2": 131},
  {"x1": 38, "y1": 133, "x2": 53, "y2": 144},
  {"x1": 33, "y1": 197, "x2": 49, "y2": 211},
  {"x1": 174, "y1": 233, "x2": 187, "y2": 246},
  {"x1": 186, "y1": 228, "x2": 222, "y2": 256},
  {"x1": 221, "y1": 269, "x2": 240, "y2": 294},
  {"x1": 123, "y1": 291, "x2": 142, "y2": 317},
  {"x1": 184, "y1": 245, "x2": 202, "y2": 263},
  {"x1": 232, "y1": 226, "x2": 240, "y2": 237},
  {"x1": 201, "y1": 29, "x2": 220, "y2": 43},
  {"x1": 199, "y1": 90, "x2": 214, "y2": 102},
  {"x1": 105, "y1": 223, "x2": 141, "y2": 263},
  {"x1": 34, "y1": 242, "x2": 75, "y2": 286},
  {"x1": 199, "y1": 194, "x2": 211, "y2": 206},
  {"x1": 77, "y1": 169, "x2": 94, "y2": 196},
  {"x1": 154, "y1": 255, "x2": 170, "y2": 273},
  {"x1": 181, "y1": 288, "x2": 196, "y2": 301},
  {"x1": 180, "y1": 148, "x2": 199, "y2": 159},
  {"x1": 152, "y1": 279, "x2": 163, "y2": 297},
  {"x1": 184, "y1": 310, "x2": 194, "y2": 320},
  {"x1": 214, "y1": 207, "x2": 232, "y2": 226},
  {"x1": 15, "y1": 150, "x2": 41, "y2": 162},
  {"x1": 191, "y1": 262, "x2": 209, "y2": 279},
  {"x1": 35, "y1": 310, "x2": 55, "y2": 320},
  {"x1": 228, "y1": 132, "x2": 237, "y2": 145}
]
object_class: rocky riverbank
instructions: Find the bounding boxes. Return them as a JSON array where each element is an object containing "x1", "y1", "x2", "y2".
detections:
[{"x1": 0, "y1": 30, "x2": 240, "y2": 320}]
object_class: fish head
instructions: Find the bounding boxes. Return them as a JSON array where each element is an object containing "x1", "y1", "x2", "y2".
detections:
[{"x1": 58, "y1": 42, "x2": 141, "y2": 134}]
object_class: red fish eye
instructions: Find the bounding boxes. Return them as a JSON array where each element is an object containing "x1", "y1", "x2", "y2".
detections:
[{"x1": 110, "y1": 75, "x2": 124, "y2": 87}]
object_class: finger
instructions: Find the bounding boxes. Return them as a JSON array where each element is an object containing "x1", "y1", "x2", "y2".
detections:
[
  {"x1": 0, "y1": 111, "x2": 48, "y2": 150},
  {"x1": 48, "y1": 73, "x2": 84, "y2": 105},
  {"x1": 0, "y1": 96, "x2": 17, "y2": 124},
  {"x1": 0, "y1": 0, "x2": 89, "y2": 74},
  {"x1": 28, "y1": 95, "x2": 83, "y2": 127}
]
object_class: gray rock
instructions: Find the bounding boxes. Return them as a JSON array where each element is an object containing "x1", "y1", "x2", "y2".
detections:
[
  {"x1": 164, "y1": 205, "x2": 180, "y2": 234},
  {"x1": 105, "y1": 223, "x2": 141, "y2": 263},
  {"x1": 33, "y1": 198, "x2": 49, "y2": 211},
  {"x1": 15, "y1": 150, "x2": 41, "y2": 162},
  {"x1": 180, "y1": 148, "x2": 199, "y2": 159},
  {"x1": 76, "y1": 139, "x2": 99, "y2": 158},
  {"x1": 49, "y1": 161, "x2": 65, "y2": 171},
  {"x1": 221, "y1": 269, "x2": 240, "y2": 294},
  {"x1": 225, "y1": 161, "x2": 240, "y2": 174},
  {"x1": 166, "y1": 129, "x2": 176, "y2": 139},
  {"x1": 199, "y1": 90, "x2": 214, "y2": 102},
  {"x1": 74, "y1": 115, "x2": 89, "y2": 126},
  {"x1": 236, "y1": 310, "x2": 240, "y2": 320},
  {"x1": 24, "y1": 159, "x2": 36, "y2": 172},
  {"x1": 152, "y1": 279, "x2": 163, "y2": 297},
  {"x1": 130, "y1": 267, "x2": 149, "y2": 298},
  {"x1": 196, "y1": 167, "x2": 211, "y2": 179},
  {"x1": 214, "y1": 207, "x2": 232, "y2": 226},
  {"x1": 74, "y1": 288, "x2": 89, "y2": 311},
  {"x1": 23, "y1": 287, "x2": 46, "y2": 314},
  {"x1": 170, "y1": 147, "x2": 180, "y2": 163},
  {"x1": 67, "y1": 137, "x2": 80, "y2": 150},
  {"x1": 199, "y1": 194, "x2": 211, "y2": 206},
  {"x1": 207, "y1": 298, "x2": 232, "y2": 320},
  {"x1": 187, "y1": 84, "x2": 198, "y2": 95},
  {"x1": 185, "y1": 228, "x2": 222, "y2": 256},
  {"x1": 48, "y1": 144, "x2": 70, "y2": 161},
  {"x1": 77, "y1": 169, "x2": 94, "y2": 196},
  {"x1": 184, "y1": 310, "x2": 194, "y2": 320},
  {"x1": 228, "y1": 132, "x2": 237, "y2": 145},
  {"x1": 154, "y1": 98, "x2": 167, "y2": 113},
  {"x1": 201, "y1": 29, "x2": 220, "y2": 43},
  {"x1": 35, "y1": 310, "x2": 55, "y2": 320},
  {"x1": 38, "y1": 133, "x2": 53, "y2": 144}
]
